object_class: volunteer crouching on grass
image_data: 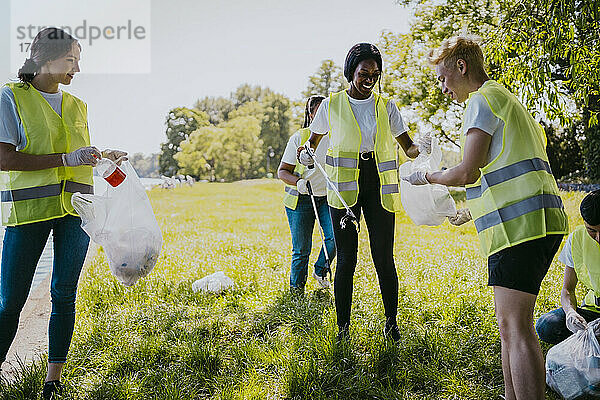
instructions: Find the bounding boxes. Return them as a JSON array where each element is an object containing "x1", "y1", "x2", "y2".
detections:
[
  {"x1": 278, "y1": 95, "x2": 335, "y2": 293},
  {"x1": 402, "y1": 35, "x2": 568, "y2": 400},
  {"x1": 0, "y1": 28, "x2": 126, "y2": 400},
  {"x1": 297, "y1": 43, "x2": 430, "y2": 342},
  {"x1": 536, "y1": 190, "x2": 600, "y2": 344}
]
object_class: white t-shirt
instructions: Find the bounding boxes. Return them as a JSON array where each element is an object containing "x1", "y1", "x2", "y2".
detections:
[
  {"x1": 462, "y1": 92, "x2": 504, "y2": 165},
  {"x1": 309, "y1": 92, "x2": 407, "y2": 152},
  {"x1": 558, "y1": 232, "x2": 575, "y2": 268},
  {"x1": 280, "y1": 130, "x2": 329, "y2": 196},
  {"x1": 0, "y1": 86, "x2": 63, "y2": 150}
]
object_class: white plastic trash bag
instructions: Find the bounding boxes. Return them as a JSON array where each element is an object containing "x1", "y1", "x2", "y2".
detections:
[
  {"x1": 72, "y1": 161, "x2": 162, "y2": 286},
  {"x1": 192, "y1": 271, "x2": 234, "y2": 294},
  {"x1": 546, "y1": 318, "x2": 600, "y2": 399},
  {"x1": 399, "y1": 137, "x2": 456, "y2": 226}
]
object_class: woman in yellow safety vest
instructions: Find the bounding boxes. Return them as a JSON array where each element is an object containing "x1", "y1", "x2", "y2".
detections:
[
  {"x1": 0, "y1": 28, "x2": 126, "y2": 399},
  {"x1": 278, "y1": 95, "x2": 335, "y2": 293},
  {"x1": 536, "y1": 190, "x2": 600, "y2": 344},
  {"x1": 403, "y1": 35, "x2": 568, "y2": 400},
  {"x1": 298, "y1": 43, "x2": 429, "y2": 341}
]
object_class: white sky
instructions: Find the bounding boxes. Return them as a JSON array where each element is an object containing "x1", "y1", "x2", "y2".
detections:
[{"x1": 0, "y1": 0, "x2": 412, "y2": 155}]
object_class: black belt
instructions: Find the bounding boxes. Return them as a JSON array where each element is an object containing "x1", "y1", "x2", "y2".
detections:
[{"x1": 359, "y1": 151, "x2": 374, "y2": 161}]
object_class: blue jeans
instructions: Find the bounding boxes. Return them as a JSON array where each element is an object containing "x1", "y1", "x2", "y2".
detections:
[
  {"x1": 536, "y1": 306, "x2": 600, "y2": 345},
  {"x1": 0, "y1": 215, "x2": 89, "y2": 364},
  {"x1": 285, "y1": 195, "x2": 336, "y2": 289}
]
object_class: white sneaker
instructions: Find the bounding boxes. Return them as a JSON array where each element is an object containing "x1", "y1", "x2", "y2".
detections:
[{"x1": 313, "y1": 272, "x2": 330, "y2": 289}]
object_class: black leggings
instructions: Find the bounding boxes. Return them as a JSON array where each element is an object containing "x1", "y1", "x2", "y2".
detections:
[{"x1": 329, "y1": 156, "x2": 398, "y2": 329}]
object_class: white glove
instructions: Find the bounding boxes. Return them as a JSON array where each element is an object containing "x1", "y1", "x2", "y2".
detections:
[
  {"x1": 298, "y1": 149, "x2": 314, "y2": 167},
  {"x1": 102, "y1": 149, "x2": 128, "y2": 165},
  {"x1": 62, "y1": 146, "x2": 101, "y2": 167},
  {"x1": 401, "y1": 170, "x2": 429, "y2": 185},
  {"x1": 566, "y1": 309, "x2": 588, "y2": 333},
  {"x1": 296, "y1": 178, "x2": 308, "y2": 195},
  {"x1": 416, "y1": 134, "x2": 432, "y2": 155},
  {"x1": 448, "y1": 208, "x2": 472, "y2": 226}
]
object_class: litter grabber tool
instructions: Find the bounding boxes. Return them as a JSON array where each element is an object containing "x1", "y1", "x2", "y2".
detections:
[
  {"x1": 306, "y1": 180, "x2": 332, "y2": 281},
  {"x1": 304, "y1": 144, "x2": 360, "y2": 232}
]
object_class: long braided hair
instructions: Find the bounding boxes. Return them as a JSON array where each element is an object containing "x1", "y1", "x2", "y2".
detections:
[
  {"x1": 302, "y1": 95, "x2": 325, "y2": 128},
  {"x1": 343, "y1": 43, "x2": 383, "y2": 116}
]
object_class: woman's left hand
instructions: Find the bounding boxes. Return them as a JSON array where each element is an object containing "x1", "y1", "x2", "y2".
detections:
[{"x1": 102, "y1": 149, "x2": 128, "y2": 165}]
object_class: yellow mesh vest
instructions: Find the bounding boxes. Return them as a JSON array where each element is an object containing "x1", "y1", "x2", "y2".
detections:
[
  {"x1": 325, "y1": 90, "x2": 400, "y2": 212},
  {"x1": 460, "y1": 80, "x2": 568, "y2": 257},
  {"x1": 282, "y1": 128, "x2": 310, "y2": 210},
  {"x1": 0, "y1": 83, "x2": 93, "y2": 226},
  {"x1": 572, "y1": 226, "x2": 600, "y2": 312}
]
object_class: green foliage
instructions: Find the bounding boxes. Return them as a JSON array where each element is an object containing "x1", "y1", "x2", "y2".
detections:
[
  {"x1": 2, "y1": 182, "x2": 584, "y2": 399},
  {"x1": 486, "y1": 0, "x2": 600, "y2": 127},
  {"x1": 545, "y1": 124, "x2": 584, "y2": 180},
  {"x1": 188, "y1": 84, "x2": 292, "y2": 178},
  {"x1": 302, "y1": 60, "x2": 347, "y2": 98},
  {"x1": 378, "y1": 30, "x2": 462, "y2": 147},
  {"x1": 381, "y1": 0, "x2": 599, "y2": 179},
  {"x1": 159, "y1": 107, "x2": 210, "y2": 177},
  {"x1": 583, "y1": 122, "x2": 600, "y2": 181},
  {"x1": 129, "y1": 153, "x2": 160, "y2": 178},
  {"x1": 175, "y1": 116, "x2": 264, "y2": 181},
  {"x1": 194, "y1": 96, "x2": 235, "y2": 126}
]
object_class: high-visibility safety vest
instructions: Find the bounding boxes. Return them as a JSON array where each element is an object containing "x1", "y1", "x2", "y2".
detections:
[
  {"x1": 282, "y1": 128, "x2": 311, "y2": 210},
  {"x1": 572, "y1": 225, "x2": 600, "y2": 312},
  {"x1": 461, "y1": 80, "x2": 568, "y2": 257},
  {"x1": 0, "y1": 83, "x2": 93, "y2": 226},
  {"x1": 325, "y1": 91, "x2": 401, "y2": 212}
]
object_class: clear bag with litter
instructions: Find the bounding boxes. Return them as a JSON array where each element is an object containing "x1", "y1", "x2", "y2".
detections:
[
  {"x1": 72, "y1": 161, "x2": 162, "y2": 286},
  {"x1": 399, "y1": 137, "x2": 457, "y2": 226},
  {"x1": 546, "y1": 318, "x2": 600, "y2": 399}
]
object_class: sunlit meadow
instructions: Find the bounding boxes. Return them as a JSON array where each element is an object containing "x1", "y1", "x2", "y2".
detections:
[{"x1": 0, "y1": 181, "x2": 586, "y2": 399}]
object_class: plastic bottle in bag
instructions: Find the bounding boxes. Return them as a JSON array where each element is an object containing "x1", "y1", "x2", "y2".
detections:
[{"x1": 96, "y1": 158, "x2": 126, "y2": 187}]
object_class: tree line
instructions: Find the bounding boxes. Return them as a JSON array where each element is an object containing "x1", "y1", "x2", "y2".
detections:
[
  {"x1": 158, "y1": 65, "x2": 346, "y2": 182},
  {"x1": 159, "y1": 0, "x2": 599, "y2": 182}
]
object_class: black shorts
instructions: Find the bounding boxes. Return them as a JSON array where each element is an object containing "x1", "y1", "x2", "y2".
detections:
[{"x1": 487, "y1": 234, "x2": 563, "y2": 295}]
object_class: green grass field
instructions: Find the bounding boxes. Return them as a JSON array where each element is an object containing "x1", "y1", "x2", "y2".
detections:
[{"x1": 0, "y1": 181, "x2": 588, "y2": 399}]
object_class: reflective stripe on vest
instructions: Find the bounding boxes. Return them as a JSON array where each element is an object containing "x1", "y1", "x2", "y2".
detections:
[
  {"x1": 282, "y1": 128, "x2": 311, "y2": 210},
  {"x1": 64, "y1": 181, "x2": 94, "y2": 193},
  {"x1": 330, "y1": 181, "x2": 358, "y2": 192},
  {"x1": 326, "y1": 90, "x2": 401, "y2": 212},
  {"x1": 381, "y1": 183, "x2": 399, "y2": 195},
  {"x1": 284, "y1": 186, "x2": 299, "y2": 197},
  {"x1": 466, "y1": 157, "x2": 552, "y2": 200},
  {"x1": 326, "y1": 155, "x2": 358, "y2": 169},
  {"x1": 572, "y1": 226, "x2": 600, "y2": 312},
  {"x1": 1, "y1": 83, "x2": 93, "y2": 226},
  {"x1": 1, "y1": 181, "x2": 93, "y2": 202},
  {"x1": 378, "y1": 160, "x2": 397, "y2": 172},
  {"x1": 473, "y1": 193, "x2": 563, "y2": 232},
  {"x1": 461, "y1": 80, "x2": 568, "y2": 257}
]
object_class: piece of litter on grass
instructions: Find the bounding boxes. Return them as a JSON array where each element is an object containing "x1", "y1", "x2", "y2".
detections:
[{"x1": 192, "y1": 271, "x2": 234, "y2": 294}]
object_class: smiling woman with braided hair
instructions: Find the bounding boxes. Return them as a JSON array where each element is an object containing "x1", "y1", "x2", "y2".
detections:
[{"x1": 297, "y1": 43, "x2": 431, "y2": 341}]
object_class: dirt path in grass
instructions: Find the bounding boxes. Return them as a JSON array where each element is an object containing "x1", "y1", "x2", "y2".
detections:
[
  {"x1": 1, "y1": 244, "x2": 98, "y2": 380},
  {"x1": 2, "y1": 274, "x2": 51, "y2": 377}
]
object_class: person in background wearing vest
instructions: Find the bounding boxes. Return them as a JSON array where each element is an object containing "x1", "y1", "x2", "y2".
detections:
[
  {"x1": 278, "y1": 95, "x2": 335, "y2": 293},
  {"x1": 536, "y1": 190, "x2": 600, "y2": 344},
  {"x1": 403, "y1": 35, "x2": 568, "y2": 400},
  {"x1": 297, "y1": 43, "x2": 431, "y2": 342},
  {"x1": 0, "y1": 28, "x2": 126, "y2": 399}
]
